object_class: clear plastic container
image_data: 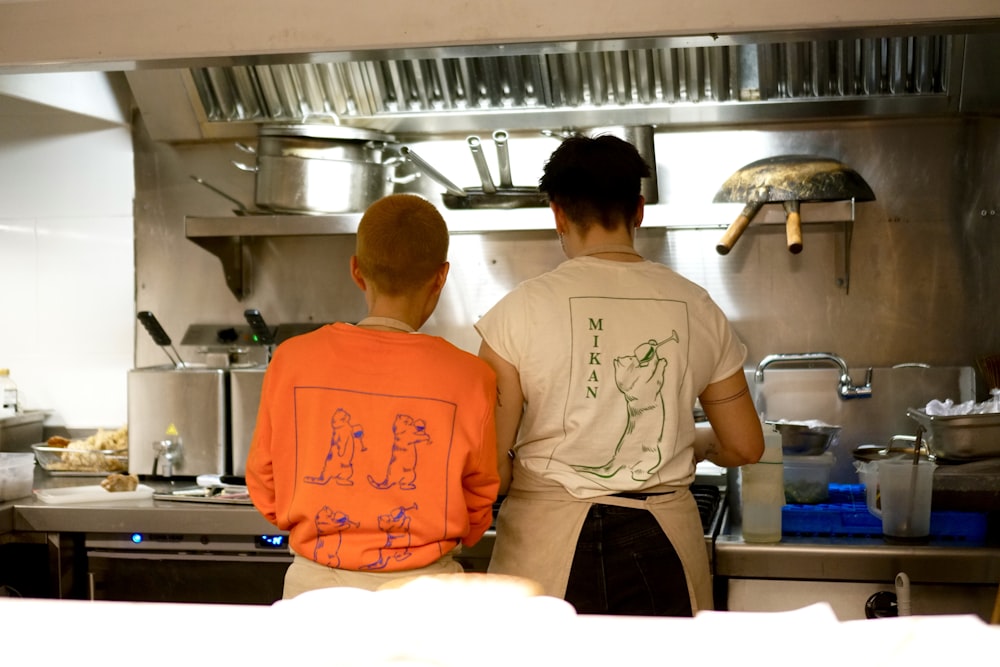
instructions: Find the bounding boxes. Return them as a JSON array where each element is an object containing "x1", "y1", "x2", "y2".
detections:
[
  {"x1": 783, "y1": 452, "x2": 834, "y2": 504},
  {"x1": 0, "y1": 452, "x2": 35, "y2": 501},
  {"x1": 741, "y1": 430, "x2": 784, "y2": 543}
]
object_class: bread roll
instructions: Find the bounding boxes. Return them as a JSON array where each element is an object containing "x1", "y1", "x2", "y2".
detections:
[{"x1": 101, "y1": 473, "x2": 139, "y2": 493}]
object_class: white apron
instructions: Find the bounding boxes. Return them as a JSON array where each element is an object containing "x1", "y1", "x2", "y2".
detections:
[{"x1": 487, "y1": 471, "x2": 713, "y2": 613}]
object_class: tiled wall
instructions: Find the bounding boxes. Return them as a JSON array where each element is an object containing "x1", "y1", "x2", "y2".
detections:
[{"x1": 0, "y1": 96, "x2": 133, "y2": 429}]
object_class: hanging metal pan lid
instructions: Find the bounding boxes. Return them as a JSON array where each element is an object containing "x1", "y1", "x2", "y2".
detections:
[
  {"x1": 713, "y1": 154, "x2": 875, "y2": 205},
  {"x1": 258, "y1": 124, "x2": 395, "y2": 143}
]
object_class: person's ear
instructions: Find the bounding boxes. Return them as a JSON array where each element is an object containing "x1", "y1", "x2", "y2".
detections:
[
  {"x1": 634, "y1": 195, "x2": 645, "y2": 229},
  {"x1": 350, "y1": 256, "x2": 367, "y2": 291},
  {"x1": 433, "y1": 262, "x2": 450, "y2": 293},
  {"x1": 550, "y1": 202, "x2": 569, "y2": 236}
]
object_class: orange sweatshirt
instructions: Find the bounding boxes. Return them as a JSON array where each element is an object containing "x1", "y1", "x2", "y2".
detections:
[{"x1": 246, "y1": 323, "x2": 499, "y2": 572}]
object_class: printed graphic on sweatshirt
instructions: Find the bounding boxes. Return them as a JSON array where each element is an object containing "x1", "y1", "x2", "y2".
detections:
[
  {"x1": 367, "y1": 414, "x2": 431, "y2": 490},
  {"x1": 293, "y1": 387, "x2": 458, "y2": 567},
  {"x1": 313, "y1": 506, "x2": 360, "y2": 567},
  {"x1": 559, "y1": 296, "x2": 689, "y2": 484},
  {"x1": 361, "y1": 503, "x2": 419, "y2": 570},
  {"x1": 304, "y1": 408, "x2": 367, "y2": 486}
]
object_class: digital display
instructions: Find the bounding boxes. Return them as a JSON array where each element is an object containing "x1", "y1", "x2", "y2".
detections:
[{"x1": 256, "y1": 534, "x2": 288, "y2": 549}]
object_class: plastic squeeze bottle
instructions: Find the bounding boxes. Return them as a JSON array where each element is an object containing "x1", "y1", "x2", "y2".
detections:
[
  {"x1": 0, "y1": 369, "x2": 17, "y2": 418},
  {"x1": 740, "y1": 427, "x2": 784, "y2": 543}
]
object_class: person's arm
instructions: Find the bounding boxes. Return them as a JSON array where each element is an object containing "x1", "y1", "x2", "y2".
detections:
[
  {"x1": 245, "y1": 365, "x2": 280, "y2": 527},
  {"x1": 477, "y1": 341, "x2": 524, "y2": 494},
  {"x1": 695, "y1": 369, "x2": 764, "y2": 467},
  {"x1": 461, "y1": 378, "x2": 500, "y2": 546}
]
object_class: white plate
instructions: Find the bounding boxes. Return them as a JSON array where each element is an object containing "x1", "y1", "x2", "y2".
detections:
[{"x1": 34, "y1": 484, "x2": 154, "y2": 505}]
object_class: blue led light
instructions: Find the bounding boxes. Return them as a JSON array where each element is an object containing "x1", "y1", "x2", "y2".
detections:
[
  {"x1": 130, "y1": 533, "x2": 143, "y2": 544},
  {"x1": 258, "y1": 534, "x2": 287, "y2": 548}
]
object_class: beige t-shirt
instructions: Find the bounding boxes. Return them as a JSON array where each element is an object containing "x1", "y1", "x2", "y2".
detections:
[{"x1": 476, "y1": 257, "x2": 746, "y2": 499}]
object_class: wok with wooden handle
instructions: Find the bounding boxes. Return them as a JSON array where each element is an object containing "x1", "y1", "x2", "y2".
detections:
[{"x1": 714, "y1": 155, "x2": 876, "y2": 255}]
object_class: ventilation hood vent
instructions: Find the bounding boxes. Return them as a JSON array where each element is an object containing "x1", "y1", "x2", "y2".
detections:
[{"x1": 125, "y1": 27, "x2": 1000, "y2": 141}]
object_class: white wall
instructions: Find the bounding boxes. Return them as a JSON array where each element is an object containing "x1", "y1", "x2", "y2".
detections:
[{"x1": 0, "y1": 76, "x2": 134, "y2": 429}]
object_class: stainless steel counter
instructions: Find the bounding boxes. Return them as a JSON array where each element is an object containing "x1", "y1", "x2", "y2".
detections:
[
  {"x1": 716, "y1": 530, "x2": 1000, "y2": 585},
  {"x1": 0, "y1": 470, "x2": 289, "y2": 603},
  {"x1": 1, "y1": 469, "x2": 278, "y2": 537},
  {"x1": 715, "y1": 525, "x2": 1000, "y2": 620}
]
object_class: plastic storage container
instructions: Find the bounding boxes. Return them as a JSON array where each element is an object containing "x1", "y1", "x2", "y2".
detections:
[
  {"x1": 783, "y1": 452, "x2": 834, "y2": 504},
  {"x1": 0, "y1": 452, "x2": 35, "y2": 501},
  {"x1": 741, "y1": 428, "x2": 784, "y2": 543}
]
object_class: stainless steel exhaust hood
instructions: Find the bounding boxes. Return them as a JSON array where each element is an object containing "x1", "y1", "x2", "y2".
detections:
[{"x1": 125, "y1": 26, "x2": 1000, "y2": 142}]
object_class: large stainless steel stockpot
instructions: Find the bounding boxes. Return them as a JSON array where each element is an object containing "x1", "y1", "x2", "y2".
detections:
[{"x1": 235, "y1": 124, "x2": 404, "y2": 214}]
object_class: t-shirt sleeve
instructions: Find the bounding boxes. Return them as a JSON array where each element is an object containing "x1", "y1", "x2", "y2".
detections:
[
  {"x1": 474, "y1": 288, "x2": 526, "y2": 368},
  {"x1": 705, "y1": 295, "x2": 748, "y2": 384}
]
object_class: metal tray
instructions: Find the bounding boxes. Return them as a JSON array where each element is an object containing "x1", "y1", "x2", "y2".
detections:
[
  {"x1": 153, "y1": 486, "x2": 253, "y2": 505},
  {"x1": 906, "y1": 408, "x2": 1000, "y2": 460},
  {"x1": 442, "y1": 187, "x2": 548, "y2": 210}
]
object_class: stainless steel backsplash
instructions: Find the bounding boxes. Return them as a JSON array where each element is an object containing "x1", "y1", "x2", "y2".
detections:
[{"x1": 133, "y1": 113, "x2": 1000, "y2": 481}]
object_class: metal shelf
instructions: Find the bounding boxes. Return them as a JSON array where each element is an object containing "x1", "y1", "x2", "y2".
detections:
[{"x1": 186, "y1": 200, "x2": 857, "y2": 299}]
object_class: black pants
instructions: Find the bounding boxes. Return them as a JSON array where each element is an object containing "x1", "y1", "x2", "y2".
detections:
[{"x1": 563, "y1": 503, "x2": 693, "y2": 617}]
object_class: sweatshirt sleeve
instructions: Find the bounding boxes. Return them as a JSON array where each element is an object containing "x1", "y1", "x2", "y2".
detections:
[
  {"x1": 461, "y1": 377, "x2": 500, "y2": 546},
  {"x1": 245, "y1": 366, "x2": 279, "y2": 527}
]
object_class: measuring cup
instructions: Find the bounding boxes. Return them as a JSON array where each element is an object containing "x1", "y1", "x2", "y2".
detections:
[{"x1": 872, "y1": 457, "x2": 936, "y2": 543}]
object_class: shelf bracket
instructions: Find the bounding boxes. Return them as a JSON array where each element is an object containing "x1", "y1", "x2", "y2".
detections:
[
  {"x1": 834, "y1": 219, "x2": 854, "y2": 294},
  {"x1": 190, "y1": 236, "x2": 252, "y2": 300}
]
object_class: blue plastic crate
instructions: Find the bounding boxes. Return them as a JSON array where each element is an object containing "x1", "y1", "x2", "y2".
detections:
[{"x1": 781, "y1": 484, "x2": 988, "y2": 543}]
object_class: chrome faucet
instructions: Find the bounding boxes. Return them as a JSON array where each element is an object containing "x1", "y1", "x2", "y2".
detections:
[{"x1": 755, "y1": 352, "x2": 873, "y2": 399}]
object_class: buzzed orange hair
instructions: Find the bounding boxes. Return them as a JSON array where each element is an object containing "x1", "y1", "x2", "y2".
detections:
[{"x1": 355, "y1": 194, "x2": 450, "y2": 296}]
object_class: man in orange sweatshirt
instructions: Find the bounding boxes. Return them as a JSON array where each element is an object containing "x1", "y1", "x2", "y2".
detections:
[{"x1": 247, "y1": 194, "x2": 500, "y2": 597}]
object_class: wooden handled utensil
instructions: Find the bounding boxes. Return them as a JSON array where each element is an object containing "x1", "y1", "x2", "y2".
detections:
[{"x1": 713, "y1": 155, "x2": 876, "y2": 255}]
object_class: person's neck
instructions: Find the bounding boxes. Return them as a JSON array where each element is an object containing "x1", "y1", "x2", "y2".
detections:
[
  {"x1": 569, "y1": 228, "x2": 642, "y2": 262},
  {"x1": 357, "y1": 307, "x2": 420, "y2": 333},
  {"x1": 358, "y1": 289, "x2": 434, "y2": 333}
]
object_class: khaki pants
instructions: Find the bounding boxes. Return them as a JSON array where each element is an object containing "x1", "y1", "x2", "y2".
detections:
[{"x1": 282, "y1": 550, "x2": 465, "y2": 599}]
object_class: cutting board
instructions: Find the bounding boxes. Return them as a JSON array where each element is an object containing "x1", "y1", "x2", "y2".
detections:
[{"x1": 34, "y1": 484, "x2": 154, "y2": 504}]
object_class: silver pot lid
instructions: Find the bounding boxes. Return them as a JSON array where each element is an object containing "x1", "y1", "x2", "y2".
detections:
[{"x1": 259, "y1": 124, "x2": 395, "y2": 143}]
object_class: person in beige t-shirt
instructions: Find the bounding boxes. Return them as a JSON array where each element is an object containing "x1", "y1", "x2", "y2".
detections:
[{"x1": 475, "y1": 135, "x2": 764, "y2": 616}]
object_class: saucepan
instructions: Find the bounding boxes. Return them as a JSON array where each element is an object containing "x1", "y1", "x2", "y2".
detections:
[
  {"x1": 231, "y1": 124, "x2": 414, "y2": 214},
  {"x1": 714, "y1": 155, "x2": 876, "y2": 255}
]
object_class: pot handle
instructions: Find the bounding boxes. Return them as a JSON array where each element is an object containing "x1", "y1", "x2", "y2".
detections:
[
  {"x1": 231, "y1": 160, "x2": 259, "y2": 173},
  {"x1": 382, "y1": 155, "x2": 421, "y2": 185},
  {"x1": 783, "y1": 200, "x2": 803, "y2": 254},
  {"x1": 716, "y1": 186, "x2": 769, "y2": 255},
  {"x1": 398, "y1": 147, "x2": 467, "y2": 198}
]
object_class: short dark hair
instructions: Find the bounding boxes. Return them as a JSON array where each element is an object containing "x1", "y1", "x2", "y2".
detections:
[
  {"x1": 356, "y1": 194, "x2": 449, "y2": 296},
  {"x1": 538, "y1": 134, "x2": 651, "y2": 230}
]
